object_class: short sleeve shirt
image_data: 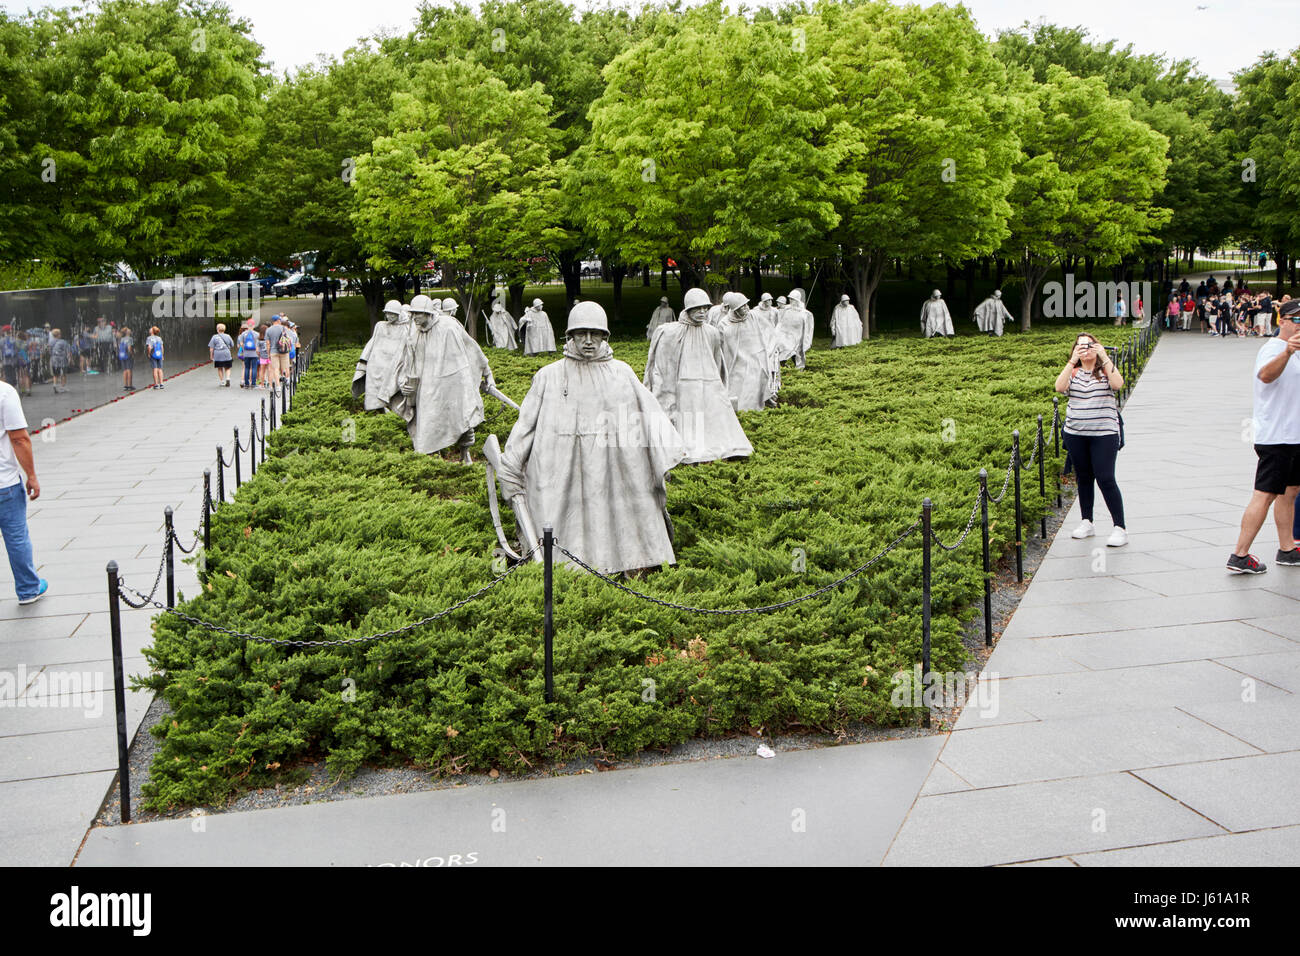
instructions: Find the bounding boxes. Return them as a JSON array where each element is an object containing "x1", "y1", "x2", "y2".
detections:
[
  {"x1": 0, "y1": 381, "x2": 29, "y2": 489},
  {"x1": 1253, "y1": 338, "x2": 1300, "y2": 445}
]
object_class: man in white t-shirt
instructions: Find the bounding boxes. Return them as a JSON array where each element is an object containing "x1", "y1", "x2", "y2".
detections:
[
  {"x1": 0, "y1": 381, "x2": 46, "y2": 603},
  {"x1": 1229, "y1": 300, "x2": 1300, "y2": 573}
]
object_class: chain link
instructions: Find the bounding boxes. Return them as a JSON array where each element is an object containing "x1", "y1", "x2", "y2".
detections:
[
  {"x1": 117, "y1": 544, "x2": 540, "y2": 646},
  {"x1": 930, "y1": 491, "x2": 984, "y2": 552},
  {"x1": 222, "y1": 445, "x2": 237, "y2": 467},
  {"x1": 116, "y1": 535, "x2": 170, "y2": 609},
  {"x1": 987, "y1": 455, "x2": 1015, "y2": 505},
  {"x1": 553, "y1": 520, "x2": 921, "y2": 615}
]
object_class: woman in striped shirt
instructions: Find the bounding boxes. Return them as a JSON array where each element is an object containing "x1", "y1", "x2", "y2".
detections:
[{"x1": 1055, "y1": 333, "x2": 1128, "y2": 547}]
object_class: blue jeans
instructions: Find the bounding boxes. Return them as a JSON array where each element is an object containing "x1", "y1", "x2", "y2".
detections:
[
  {"x1": 243, "y1": 357, "x2": 257, "y2": 386},
  {"x1": 0, "y1": 480, "x2": 39, "y2": 600}
]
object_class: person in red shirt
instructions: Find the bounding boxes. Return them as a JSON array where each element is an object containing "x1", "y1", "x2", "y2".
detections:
[{"x1": 1180, "y1": 293, "x2": 1195, "y2": 331}]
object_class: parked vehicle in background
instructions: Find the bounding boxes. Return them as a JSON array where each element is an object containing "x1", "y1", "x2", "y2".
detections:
[{"x1": 272, "y1": 273, "x2": 328, "y2": 297}]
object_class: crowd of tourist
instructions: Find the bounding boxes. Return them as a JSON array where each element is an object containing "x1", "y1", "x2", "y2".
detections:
[
  {"x1": 209, "y1": 314, "x2": 300, "y2": 389},
  {"x1": 1156, "y1": 275, "x2": 1293, "y2": 338},
  {"x1": 0, "y1": 316, "x2": 159, "y2": 393}
]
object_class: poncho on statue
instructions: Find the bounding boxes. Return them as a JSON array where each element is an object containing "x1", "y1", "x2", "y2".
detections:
[
  {"x1": 487, "y1": 303, "x2": 518, "y2": 350},
  {"x1": 921, "y1": 291, "x2": 954, "y2": 338},
  {"x1": 718, "y1": 290, "x2": 780, "y2": 411},
  {"x1": 390, "y1": 299, "x2": 492, "y2": 456},
  {"x1": 830, "y1": 296, "x2": 863, "y2": 348},
  {"x1": 498, "y1": 304, "x2": 684, "y2": 574},
  {"x1": 645, "y1": 296, "x2": 753, "y2": 464},
  {"x1": 352, "y1": 299, "x2": 410, "y2": 411},
  {"x1": 974, "y1": 292, "x2": 1012, "y2": 336},
  {"x1": 519, "y1": 300, "x2": 558, "y2": 355},
  {"x1": 646, "y1": 299, "x2": 676, "y2": 339},
  {"x1": 775, "y1": 290, "x2": 813, "y2": 369}
]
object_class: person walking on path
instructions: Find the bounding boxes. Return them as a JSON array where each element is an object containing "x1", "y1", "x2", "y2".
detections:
[
  {"x1": 145, "y1": 326, "x2": 165, "y2": 389},
  {"x1": 49, "y1": 329, "x2": 70, "y2": 393},
  {"x1": 1229, "y1": 300, "x2": 1300, "y2": 573},
  {"x1": 1113, "y1": 292, "x2": 1127, "y2": 327},
  {"x1": 208, "y1": 323, "x2": 235, "y2": 387},
  {"x1": 1055, "y1": 332, "x2": 1128, "y2": 547},
  {"x1": 236, "y1": 321, "x2": 259, "y2": 388},
  {"x1": 255, "y1": 323, "x2": 271, "y2": 388},
  {"x1": 264, "y1": 314, "x2": 287, "y2": 387},
  {"x1": 117, "y1": 327, "x2": 135, "y2": 391},
  {"x1": 0, "y1": 380, "x2": 46, "y2": 605}
]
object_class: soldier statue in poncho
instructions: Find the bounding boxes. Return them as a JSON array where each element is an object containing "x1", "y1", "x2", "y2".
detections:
[
  {"x1": 830, "y1": 294, "x2": 863, "y2": 348},
  {"x1": 774, "y1": 288, "x2": 814, "y2": 369},
  {"x1": 717, "y1": 290, "x2": 780, "y2": 411},
  {"x1": 390, "y1": 294, "x2": 498, "y2": 463},
  {"x1": 645, "y1": 287, "x2": 753, "y2": 464},
  {"x1": 920, "y1": 289, "x2": 955, "y2": 339},
  {"x1": 646, "y1": 296, "x2": 676, "y2": 339},
  {"x1": 352, "y1": 298, "x2": 410, "y2": 411},
  {"x1": 486, "y1": 300, "x2": 519, "y2": 350},
  {"x1": 973, "y1": 289, "x2": 1012, "y2": 337},
  {"x1": 519, "y1": 298, "x2": 558, "y2": 355},
  {"x1": 497, "y1": 302, "x2": 684, "y2": 575},
  {"x1": 751, "y1": 292, "x2": 779, "y2": 330}
]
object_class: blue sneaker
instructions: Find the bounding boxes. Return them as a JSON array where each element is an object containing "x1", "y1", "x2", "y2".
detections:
[{"x1": 17, "y1": 579, "x2": 49, "y2": 605}]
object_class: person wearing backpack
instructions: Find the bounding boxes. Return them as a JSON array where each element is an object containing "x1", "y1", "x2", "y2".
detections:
[
  {"x1": 264, "y1": 314, "x2": 288, "y2": 387},
  {"x1": 237, "y1": 320, "x2": 259, "y2": 388},
  {"x1": 255, "y1": 323, "x2": 271, "y2": 388},
  {"x1": 117, "y1": 327, "x2": 135, "y2": 391},
  {"x1": 145, "y1": 326, "x2": 165, "y2": 390},
  {"x1": 208, "y1": 322, "x2": 235, "y2": 387}
]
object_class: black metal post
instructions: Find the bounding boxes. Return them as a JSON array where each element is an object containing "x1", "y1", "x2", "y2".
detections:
[
  {"x1": 203, "y1": 469, "x2": 211, "y2": 552},
  {"x1": 259, "y1": 399, "x2": 266, "y2": 461},
  {"x1": 270, "y1": 387, "x2": 277, "y2": 431},
  {"x1": 281, "y1": 379, "x2": 287, "y2": 416},
  {"x1": 106, "y1": 561, "x2": 131, "y2": 823},
  {"x1": 921, "y1": 499, "x2": 932, "y2": 730},
  {"x1": 215, "y1": 445, "x2": 224, "y2": 508},
  {"x1": 1052, "y1": 396, "x2": 1062, "y2": 506},
  {"x1": 543, "y1": 525, "x2": 554, "y2": 704},
  {"x1": 249, "y1": 412, "x2": 258, "y2": 476},
  {"x1": 164, "y1": 506, "x2": 175, "y2": 608},
  {"x1": 1037, "y1": 414, "x2": 1047, "y2": 539},
  {"x1": 233, "y1": 427, "x2": 241, "y2": 490},
  {"x1": 979, "y1": 470, "x2": 992, "y2": 648},
  {"x1": 1013, "y1": 430, "x2": 1023, "y2": 583}
]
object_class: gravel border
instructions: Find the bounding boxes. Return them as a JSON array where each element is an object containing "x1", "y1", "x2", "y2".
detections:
[{"x1": 94, "y1": 477, "x2": 1079, "y2": 828}]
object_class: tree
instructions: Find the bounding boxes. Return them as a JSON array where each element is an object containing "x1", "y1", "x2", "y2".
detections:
[
  {"x1": 810, "y1": 1, "x2": 1019, "y2": 337},
  {"x1": 249, "y1": 48, "x2": 408, "y2": 325},
  {"x1": 36, "y1": 0, "x2": 267, "y2": 278},
  {"x1": 350, "y1": 57, "x2": 562, "y2": 340},
  {"x1": 569, "y1": 13, "x2": 839, "y2": 300},
  {"x1": 1002, "y1": 66, "x2": 1170, "y2": 330}
]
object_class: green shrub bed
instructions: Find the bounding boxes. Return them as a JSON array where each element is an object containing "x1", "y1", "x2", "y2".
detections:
[{"x1": 138, "y1": 328, "x2": 1134, "y2": 809}]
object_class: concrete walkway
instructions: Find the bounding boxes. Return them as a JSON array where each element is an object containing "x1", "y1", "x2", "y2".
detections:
[
  {"x1": 72, "y1": 327, "x2": 1300, "y2": 867},
  {"x1": 0, "y1": 360, "x2": 287, "y2": 865}
]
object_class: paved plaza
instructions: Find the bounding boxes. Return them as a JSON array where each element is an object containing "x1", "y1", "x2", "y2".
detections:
[{"x1": 4, "y1": 326, "x2": 1297, "y2": 866}]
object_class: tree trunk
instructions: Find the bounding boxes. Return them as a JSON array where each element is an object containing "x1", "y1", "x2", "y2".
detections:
[
  {"x1": 557, "y1": 250, "x2": 582, "y2": 302},
  {"x1": 751, "y1": 258, "x2": 764, "y2": 299},
  {"x1": 660, "y1": 257, "x2": 669, "y2": 291},
  {"x1": 963, "y1": 260, "x2": 975, "y2": 324},
  {"x1": 1020, "y1": 254, "x2": 1048, "y2": 332},
  {"x1": 611, "y1": 264, "x2": 627, "y2": 322},
  {"x1": 361, "y1": 276, "x2": 385, "y2": 329},
  {"x1": 1275, "y1": 250, "x2": 1287, "y2": 297},
  {"x1": 995, "y1": 257, "x2": 1004, "y2": 289},
  {"x1": 849, "y1": 251, "x2": 888, "y2": 341},
  {"x1": 508, "y1": 281, "x2": 525, "y2": 320}
]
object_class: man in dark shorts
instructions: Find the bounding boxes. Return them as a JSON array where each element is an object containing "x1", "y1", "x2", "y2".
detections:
[{"x1": 1230, "y1": 300, "x2": 1300, "y2": 572}]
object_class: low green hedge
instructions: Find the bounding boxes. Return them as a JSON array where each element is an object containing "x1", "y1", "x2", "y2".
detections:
[{"x1": 138, "y1": 327, "x2": 1135, "y2": 809}]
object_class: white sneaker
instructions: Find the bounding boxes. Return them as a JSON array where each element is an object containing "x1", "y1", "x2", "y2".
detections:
[
  {"x1": 1071, "y1": 519, "x2": 1095, "y2": 539},
  {"x1": 1107, "y1": 527, "x2": 1128, "y2": 547}
]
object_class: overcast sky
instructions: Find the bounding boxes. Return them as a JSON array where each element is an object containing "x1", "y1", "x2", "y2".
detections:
[{"x1": 4, "y1": 0, "x2": 1297, "y2": 83}]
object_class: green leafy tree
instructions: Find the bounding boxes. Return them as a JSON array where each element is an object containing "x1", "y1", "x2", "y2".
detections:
[
  {"x1": 569, "y1": 13, "x2": 839, "y2": 300},
  {"x1": 36, "y1": 0, "x2": 267, "y2": 278},
  {"x1": 810, "y1": 1, "x2": 1019, "y2": 337},
  {"x1": 351, "y1": 57, "x2": 562, "y2": 339},
  {"x1": 1002, "y1": 66, "x2": 1170, "y2": 330}
]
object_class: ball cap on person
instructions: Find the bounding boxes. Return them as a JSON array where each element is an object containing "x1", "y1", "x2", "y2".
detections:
[
  {"x1": 1279, "y1": 299, "x2": 1300, "y2": 320},
  {"x1": 566, "y1": 301, "x2": 609, "y2": 335}
]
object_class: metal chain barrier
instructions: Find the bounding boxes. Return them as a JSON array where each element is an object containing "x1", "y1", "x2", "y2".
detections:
[
  {"x1": 987, "y1": 455, "x2": 1015, "y2": 505},
  {"x1": 553, "y1": 519, "x2": 922, "y2": 615},
  {"x1": 221, "y1": 444, "x2": 238, "y2": 467},
  {"x1": 116, "y1": 534, "x2": 170, "y2": 609},
  {"x1": 930, "y1": 489, "x2": 984, "y2": 552},
  {"x1": 117, "y1": 544, "x2": 540, "y2": 647}
]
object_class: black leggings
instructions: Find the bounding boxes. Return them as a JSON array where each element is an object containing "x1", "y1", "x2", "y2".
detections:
[{"x1": 1064, "y1": 431, "x2": 1125, "y2": 528}]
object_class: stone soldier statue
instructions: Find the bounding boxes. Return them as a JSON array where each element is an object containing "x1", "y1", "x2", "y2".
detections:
[
  {"x1": 497, "y1": 301, "x2": 685, "y2": 575},
  {"x1": 486, "y1": 300, "x2": 519, "y2": 350},
  {"x1": 830, "y1": 294, "x2": 863, "y2": 348},
  {"x1": 352, "y1": 299, "x2": 411, "y2": 411},
  {"x1": 519, "y1": 298, "x2": 558, "y2": 356},
  {"x1": 647, "y1": 296, "x2": 676, "y2": 339},
  {"x1": 973, "y1": 289, "x2": 1012, "y2": 337},
  {"x1": 920, "y1": 289, "x2": 955, "y2": 338},
  {"x1": 717, "y1": 289, "x2": 780, "y2": 411},
  {"x1": 390, "y1": 294, "x2": 497, "y2": 463},
  {"x1": 775, "y1": 288, "x2": 814, "y2": 369},
  {"x1": 645, "y1": 288, "x2": 753, "y2": 463},
  {"x1": 751, "y1": 292, "x2": 779, "y2": 330}
]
